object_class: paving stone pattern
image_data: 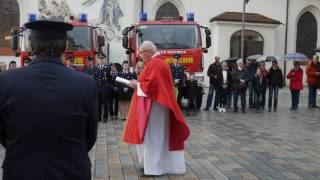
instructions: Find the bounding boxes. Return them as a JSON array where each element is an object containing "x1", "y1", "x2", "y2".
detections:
[{"x1": 1, "y1": 89, "x2": 320, "y2": 180}]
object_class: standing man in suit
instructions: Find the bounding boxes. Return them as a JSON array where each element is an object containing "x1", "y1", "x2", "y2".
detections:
[
  {"x1": 0, "y1": 19, "x2": 98, "y2": 180},
  {"x1": 84, "y1": 56, "x2": 96, "y2": 78},
  {"x1": 170, "y1": 54, "x2": 186, "y2": 108},
  {"x1": 94, "y1": 55, "x2": 112, "y2": 122}
]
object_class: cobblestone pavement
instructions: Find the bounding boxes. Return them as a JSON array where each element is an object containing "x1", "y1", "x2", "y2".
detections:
[{"x1": 1, "y1": 89, "x2": 320, "y2": 180}]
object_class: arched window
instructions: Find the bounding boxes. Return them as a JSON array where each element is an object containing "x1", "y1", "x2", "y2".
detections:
[
  {"x1": 0, "y1": 0, "x2": 19, "y2": 49},
  {"x1": 230, "y1": 30, "x2": 264, "y2": 58},
  {"x1": 296, "y1": 12, "x2": 318, "y2": 59},
  {"x1": 155, "y1": 2, "x2": 180, "y2": 20}
]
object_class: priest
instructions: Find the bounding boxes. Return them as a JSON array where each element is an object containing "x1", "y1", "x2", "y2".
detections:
[{"x1": 122, "y1": 41, "x2": 190, "y2": 175}]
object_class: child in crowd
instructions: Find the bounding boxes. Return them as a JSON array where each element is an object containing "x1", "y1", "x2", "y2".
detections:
[{"x1": 186, "y1": 72, "x2": 198, "y2": 116}]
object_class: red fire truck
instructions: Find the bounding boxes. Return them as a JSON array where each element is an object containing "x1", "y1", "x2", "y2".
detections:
[
  {"x1": 122, "y1": 13, "x2": 211, "y2": 109},
  {"x1": 122, "y1": 12, "x2": 211, "y2": 79},
  {"x1": 12, "y1": 14, "x2": 105, "y2": 71}
]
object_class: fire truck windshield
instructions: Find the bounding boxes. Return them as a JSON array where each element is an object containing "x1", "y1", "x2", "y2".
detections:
[
  {"x1": 66, "y1": 26, "x2": 91, "y2": 51},
  {"x1": 137, "y1": 24, "x2": 201, "y2": 49}
]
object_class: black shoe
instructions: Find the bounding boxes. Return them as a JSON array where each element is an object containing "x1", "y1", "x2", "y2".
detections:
[
  {"x1": 233, "y1": 109, "x2": 238, "y2": 113},
  {"x1": 268, "y1": 108, "x2": 271, "y2": 112},
  {"x1": 274, "y1": 108, "x2": 277, "y2": 112},
  {"x1": 186, "y1": 112, "x2": 190, "y2": 116},
  {"x1": 204, "y1": 107, "x2": 209, "y2": 111},
  {"x1": 192, "y1": 112, "x2": 197, "y2": 116},
  {"x1": 213, "y1": 107, "x2": 218, "y2": 111},
  {"x1": 103, "y1": 117, "x2": 108, "y2": 122},
  {"x1": 242, "y1": 109, "x2": 246, "y2": 113}
]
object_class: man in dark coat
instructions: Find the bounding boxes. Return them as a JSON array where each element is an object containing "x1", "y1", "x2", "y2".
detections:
[
  {"x1": 232, "y1": 59, "x2": 249, "y2": 113},
  {"x1": 204, "y1": 56, "x2": 221, "y2": 111},
  {"x1": 0, "y1": 20, "x2": 98, "y2": 180}
]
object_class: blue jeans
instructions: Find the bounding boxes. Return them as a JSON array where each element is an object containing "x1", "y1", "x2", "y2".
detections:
[
  {"x1": 291, "y1": 90, "x2": 300, "y2": 108},
  {"x1": 233, "y1": 89, "x2": 247, "y2": 111},
  {"x1": 205, "y1": 84, "x2": 215, "y2": 108},
  {"x1": 248, "y1": 81, "x2": 254, "y2": 107},
  {"x1": 308, "y1": 84, "x2": 318, "y2": 106},
  {"x1": 187, "y1": 97, "x2": 197, "y2": 113},
  {"x1": 268, "y1": 86, "x2": 279, "y2": 110},
  {"x1": 254, "y1": 91, "x2": 263, "y2": 110},
  {"x1": 226, "y1": 90, "x2": 232, "y2": 108}
]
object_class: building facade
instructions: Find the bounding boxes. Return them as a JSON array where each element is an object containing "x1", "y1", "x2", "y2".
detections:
[{"x1": 1, "y1": 0, "x2": 319, "y2": 83}]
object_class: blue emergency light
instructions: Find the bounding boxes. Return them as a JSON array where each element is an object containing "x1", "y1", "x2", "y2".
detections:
[
  {"x1": 140, "y1": 12, "x2": 148, "y2": 21},
  {"x1": 28, "y1": 13, "x2": 37, "y2": 22},
  {"x1": 79, "y1": 13, "x2": 88, "y2": 22},
  {"x1": 187, "y1": 12, "x2": 195, "y2": 21}
]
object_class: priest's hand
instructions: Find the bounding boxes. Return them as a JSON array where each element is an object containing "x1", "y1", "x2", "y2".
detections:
[{"x1": 129, "y1": 79, "x2": 138, "y2": 89}]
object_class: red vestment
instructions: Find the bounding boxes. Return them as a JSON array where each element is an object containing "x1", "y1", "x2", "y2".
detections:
[{"x1": 122, "y1": 57, "x2": 190, "y2": 151}]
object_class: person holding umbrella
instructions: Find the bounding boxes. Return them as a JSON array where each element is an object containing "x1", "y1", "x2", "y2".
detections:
[
  {"x1": 306, "y1": 55, "x2": 320, "y2": 108},
  {"x1": 287, "y1": 61, "x2": 303, "y2": 110},
  {"x1": 266, "y1": 60, "x2": 283, "y2": 112}
]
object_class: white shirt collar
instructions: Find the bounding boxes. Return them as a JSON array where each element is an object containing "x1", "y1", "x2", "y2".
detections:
[{"x1": 152, "y1": 52, "x2": 160, "y2": 58}]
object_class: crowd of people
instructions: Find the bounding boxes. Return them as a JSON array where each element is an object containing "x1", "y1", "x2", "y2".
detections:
[
  {"x1": 2, "y1": 53, "x2": 320, "y2": 118},
  {"x1": 0, "y1": 61, "x2": 18, "y2": 72},
  {"x1": 203, "y1": 55, "x2": 320, "y2": 113},
  {"x1": 82, "y1": 56, "x2": 142, "y2": 122}
]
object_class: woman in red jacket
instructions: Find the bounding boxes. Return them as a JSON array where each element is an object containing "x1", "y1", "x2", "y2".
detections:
[
  {"x1": 306, "y1": 55, "x2": 320, "y2": 108},
  {"x1": 287, "y1": 61, "x2": 304, "y2": 110}
]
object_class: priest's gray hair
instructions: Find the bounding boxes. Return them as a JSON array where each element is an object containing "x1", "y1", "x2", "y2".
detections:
[
  {"x1": 236, "y1": 59, "x2": 244, "y2": 65},
  {"x1": 139, "y1": 41, "x2": 158, "y2": 55}
]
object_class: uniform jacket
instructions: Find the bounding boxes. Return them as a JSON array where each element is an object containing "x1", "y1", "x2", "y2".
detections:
[
  {"x1": 306, "y1": 61, "x2": 320, "y2": 85},
  {"x1": 84, "y1": 65, "x2": 97, "y2": 78},
  {"x1": 116, "y1": 71, "x2": 135, "y2": 98},
  {"x1": 94, "y1": 64, "x2": 112, "y2": 93},
  {"x1": 170, "y1": 63, "x2": 185, "y2": 86},
  {"x1": 287, "y1": 68, "x2": 304, "y2": 90},
  {"x1": 0, "y1": 56, "x2": 98, "y2": 180}
]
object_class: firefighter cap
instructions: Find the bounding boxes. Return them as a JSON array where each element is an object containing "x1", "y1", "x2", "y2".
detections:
[
  {"x1": 25, "y1": 20, "x2": 73, "y2": 40},
  {"x1": 97, "y1": 53, "x2": 106, "y2": 59},
  {"x1": 174, "y1": 54, "x2": 181, "y2": 59}
]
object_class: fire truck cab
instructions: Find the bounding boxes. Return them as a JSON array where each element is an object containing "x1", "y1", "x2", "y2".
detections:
[
  {"x1": 122, "y1": 12, "x2": 212, "y2": 80},
  {"x1": 122, "y1": 13, "x2": 212, "y2": 109},
  {"x1": 11, "y1": 13, "x2": 105, "y2": 71}
]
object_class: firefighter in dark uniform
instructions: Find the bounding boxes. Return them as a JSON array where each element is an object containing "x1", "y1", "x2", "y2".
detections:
[
  {"x1": 170, "y1": 54, "x2": 186, "y2": 108},
  {"x1": 94, "y1": 54, "x2": 112, "y2": 122},
  {"x1": 0, "y1": 20, "x2": 98, "y2": 180},
  {"x1": 84, "y1": 56, "x2": 96, "y2": 78}
]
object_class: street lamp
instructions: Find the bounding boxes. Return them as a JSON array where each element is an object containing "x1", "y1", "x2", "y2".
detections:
[{"x1": 241, "y1": 0, "x2": 250, "y2": 60}]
